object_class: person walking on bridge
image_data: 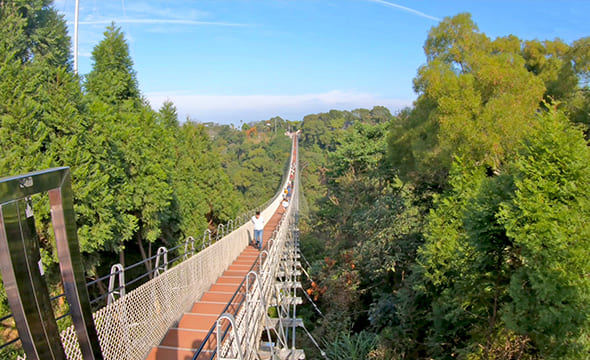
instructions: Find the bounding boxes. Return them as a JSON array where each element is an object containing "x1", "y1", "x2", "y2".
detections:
[{"x1": 252, "y1": 211, "x2": 265, "y2": 250}]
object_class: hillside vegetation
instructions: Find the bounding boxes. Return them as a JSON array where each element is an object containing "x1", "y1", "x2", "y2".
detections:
[{"x1": 297, "y1": 13, "x2": 590, "y2": 360}]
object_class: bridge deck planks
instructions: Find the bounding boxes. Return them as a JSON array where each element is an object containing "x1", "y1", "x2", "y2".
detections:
[{"x1": 145, "y1": 205, "x2": 286, "y2": 360}]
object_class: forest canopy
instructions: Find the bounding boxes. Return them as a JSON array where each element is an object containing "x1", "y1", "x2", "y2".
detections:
[{"x1": 298, "y1": 13, "x2": 590, "y2": 360}]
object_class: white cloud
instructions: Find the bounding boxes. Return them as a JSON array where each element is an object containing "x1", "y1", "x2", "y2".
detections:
[
  {"x1": 146, "y1": 90, "x2": 414, "y2": 125},
  {"x1": 366, "y1": 0, "x2": 441, "y2": 21}
]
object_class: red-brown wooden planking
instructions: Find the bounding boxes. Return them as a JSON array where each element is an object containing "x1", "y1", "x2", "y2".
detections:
[
  {"x1": 190, "y1": 302, "x2": 229, "y2": 314},
  {"x1": 144, "y1": 204, "x2": 286, "y2": 359}
]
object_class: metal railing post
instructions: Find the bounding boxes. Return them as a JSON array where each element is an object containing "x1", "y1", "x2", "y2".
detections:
[
  {"x1": 202, "y1": 229, "x2": 212, "y2": 250},
  {"x1": 183, "y1": 236, "x2": 195, "y2": 260},
  {"x1": 216, "y1": 313, "x2": 244, "y2": 360},
  {"x1": 154, "y1": 247, "x2": 168, "y2": 277},
  {"x1": 107, "y1": 264, "x2": 125, "y2": 305}
]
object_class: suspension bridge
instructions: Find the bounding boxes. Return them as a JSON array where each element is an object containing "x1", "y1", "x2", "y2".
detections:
[{"x1": 0, "y1": 133, "x2": 324, "y2": 360}]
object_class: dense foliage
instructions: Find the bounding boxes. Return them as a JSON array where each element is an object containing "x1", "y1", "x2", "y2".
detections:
[
  {"x1": 207, "y1": 117, "x2": 293, "y2": 210},
  {"x1": 299, "y1": 13, "x2": 590, "y2": 360}
]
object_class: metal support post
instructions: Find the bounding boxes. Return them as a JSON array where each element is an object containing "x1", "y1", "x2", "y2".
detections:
[{"x1": 0, "y1": 168, "x2": 102, "y2": 359}]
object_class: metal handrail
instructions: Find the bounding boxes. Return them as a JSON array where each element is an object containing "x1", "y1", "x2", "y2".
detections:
[
  {"x1": 245, "y1": 271, "x2": 276, "y2": 358},
  {"x1": 216, "y1": 224, "x2": 225, "y2": 241},
  {"x1": 184, "y1": 236, "x2": 195, "y2": 260},
  {"x1": 107, "y1": 264, "x2": 125, "y2": 305},
  {"x1": 0, "y1": 337, "x2": 20, "y2": 350}
]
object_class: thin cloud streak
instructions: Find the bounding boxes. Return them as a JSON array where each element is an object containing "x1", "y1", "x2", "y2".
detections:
[
  {"x1": 77, "y1": 19, "x2": 249, "y2": 27},
  {"x1": 367, "y1": 0, "x2": 441, "y2": 21}
]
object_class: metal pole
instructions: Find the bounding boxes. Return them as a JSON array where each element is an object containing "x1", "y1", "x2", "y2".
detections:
[{"x1": 74, "y1": 0, "x2": 79, "y2": 74}]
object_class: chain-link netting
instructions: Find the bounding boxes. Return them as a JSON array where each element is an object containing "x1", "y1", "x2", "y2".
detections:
[
  {"x1": 60, "y1": 224, "x2": 249, "y2": 360},
  {"x1": 58, "y1": 136, "x2": 298, "y2": 360}
]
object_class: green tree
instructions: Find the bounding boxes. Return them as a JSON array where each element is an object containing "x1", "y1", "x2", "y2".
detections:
[
  {"x1": 298, "y1": 115, "x2": 424, "y2": 358},
  {"x1": 212, "y1": 122, "x2": 290, "y2": 210},
  {"x1": 85, "y1": 24, "x2": 174, "y2": 267},
  {"x1": 520, "y1": 37, "x2": 590, "y2": 134},
  {"x1": 0, "y1": 0, "x2": 116, "y2": 353},
  {"x1": 177, "y1": 121, "x2": 239, "y2": 234},
  {"x1": 0, "y1": 0, "x2": 125, "y2": 268},
  {"x1": 389, "y1": 13, "x2": 545, "y2": 189},
  {"x1": 158, "y1": 100, "x2": 180, "y2": 129},
  {"x1": 85, "y1": 23, "x2": 139, "y2": 105},
  {"x1": 324, "y1": 331, "x2": 378, "y2": 360},
  {"x1": 416, "y1": 108, "x2": 590, "y2": 359},
  {"x1": 500, "y1": 109, "x2": 590, "y2": 359}
]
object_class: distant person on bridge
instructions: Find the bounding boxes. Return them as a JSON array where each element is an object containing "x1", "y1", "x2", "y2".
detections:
[
  {"x1": 252, "y1": 211, "x2": 265, "y2": 250},
  {"x1": 282, "y1": 199, "x2": 289, "y2": 210}
]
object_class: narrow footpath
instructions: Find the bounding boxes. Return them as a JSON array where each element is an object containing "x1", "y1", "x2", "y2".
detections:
[{"x1": 146, "y1": 205, "x2": 286, "y2": 360}]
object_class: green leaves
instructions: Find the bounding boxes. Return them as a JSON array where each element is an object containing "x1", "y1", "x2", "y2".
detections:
[
  {"x1": 0, "y1": 5, "x2": 246, "y2": 278},
  {"x1": 424, "y1": 13, "x2": 485, "y2": 69},
  {"x1": 298, "y1": 13, "x2": 590, "y2": 360},
  {"x1": 391, "y1": 14, "x2": 545, "y2": 190},
  {"x1": 85, "y1": 24, "x2": 139, "y2": 105},
  {"x1": 499, "y1": 110, "x2": 590, "y2": 358},
  {"x1": 172, "y1": 120, "x2": 239, "y2": 238},
  {"x1": 323, "y1": 331, "x2": 378, "y2": 360},
  {"x1": 416, "y1": 109, "x2": 590, "y2": 359},
  {"x1": 211, "y1": 122, "x2": 290, "y2": 210},
  {"x1": 388, "y1": 15, "x2": 590, "y2": 358}
]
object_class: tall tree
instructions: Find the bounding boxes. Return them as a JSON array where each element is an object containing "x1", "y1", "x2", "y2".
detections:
[
  {"x1": 0, "y1": 1, "x2": 123, "y2": 354},
  {"x1": 84, "y1": 24, "x2": 174, "y2": 267},
  {"x1": 172, "y1": 118, "x2": 240, "y2": 241},
  {"x1": 500, "y1": 109, "x2": 590, "y2": 359},
  {"x1": 416, "y1": 108, "x2": 590, "y2": 359},
  {"x1": 158, "y1": 100, "x2": 180, "y2": 129},
  {"x1": 388, "y1": 13, "x2": 545, "y2": 189},
  {"x1": 85, "y1": 23, "x2": 139, "y2": 104}
]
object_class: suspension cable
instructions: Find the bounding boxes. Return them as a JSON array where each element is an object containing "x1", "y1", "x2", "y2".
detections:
[
  {"x1": 301, "y1": 323, "x2": 330, "y2": 360},
  {"x1": 300, "y1": 286, "x2": 325, "y2": 318},
  {"x1": 297, "y1": 252, "x2": 325, "y2": 318},
  {"x1": 299, "y1": 249, "x2": 313, "y2": 269}
]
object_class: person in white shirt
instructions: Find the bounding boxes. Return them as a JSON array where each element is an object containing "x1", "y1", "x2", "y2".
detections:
[
  {"x1": 282, "y1": 199, "x2": 289, "y2": 209},
  {"x1": 251, "y1": 211, "x2": 264, "y2": 250}
]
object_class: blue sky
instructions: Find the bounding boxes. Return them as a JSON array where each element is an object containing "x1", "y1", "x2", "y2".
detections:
[{"x1": 54, "y1": 0, "x2": 590, "y2": 125}]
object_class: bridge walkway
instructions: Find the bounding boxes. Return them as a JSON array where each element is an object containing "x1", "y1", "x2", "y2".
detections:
[{"x1": 146, "y1": 205, "x2": 287, "y2": 360}]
